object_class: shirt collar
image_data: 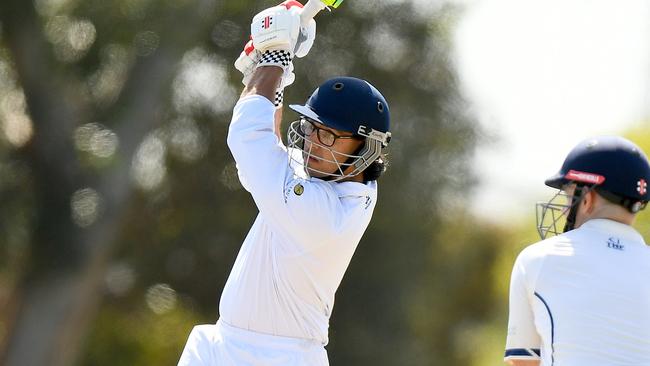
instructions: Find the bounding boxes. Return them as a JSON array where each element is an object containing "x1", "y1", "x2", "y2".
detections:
[{"x1": 580, "y1": 218, "x2": 645, "y2": 244}]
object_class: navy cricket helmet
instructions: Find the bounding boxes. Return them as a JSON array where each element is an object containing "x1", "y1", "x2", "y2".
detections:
[
  {"x1": 287, "y1": 77, "x2": 391, "y2": 181},
  {"x1": 289, "y1": 76, "x2": 391, "y2": 138},
  {"x1": 546, "y1": 136, "x2": 650, "y2": 212}
]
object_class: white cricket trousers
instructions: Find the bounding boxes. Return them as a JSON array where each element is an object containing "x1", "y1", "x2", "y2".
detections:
[{"x1": 177, "y1": 320, "x2": 329, "y2": 366}]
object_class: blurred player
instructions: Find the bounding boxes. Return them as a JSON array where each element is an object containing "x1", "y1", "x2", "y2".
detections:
[
  {"x1": 177, "y1": 1, "x2": 391, "y2": 365},
  {"x1": 504, "y1": 136, "x2": 650, "y2": 365}
]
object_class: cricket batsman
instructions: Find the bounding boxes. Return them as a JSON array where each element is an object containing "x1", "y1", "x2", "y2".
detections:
[
  {"x1": 177, "y1": 0, "x2": 392, "y2": 364},
  {"x1": 504, "y1": 136, "x2": 650, "y2": 365}
]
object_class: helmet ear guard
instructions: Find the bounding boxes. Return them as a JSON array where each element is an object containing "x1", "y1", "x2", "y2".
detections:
[
  {"x1": 352, "y1": 138, "x2": 388, "y2": 182},
  {"x1": 350, "y1": 125, "x2": 390, "y2": 180},
  {"x1": 352, "y1": 138, "x2": 382, "y2": 171}
]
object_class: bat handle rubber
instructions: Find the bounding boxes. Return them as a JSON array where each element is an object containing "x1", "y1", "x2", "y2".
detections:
[{"x1": 300, "y1": 0, "x2": 326, "y2": 27}]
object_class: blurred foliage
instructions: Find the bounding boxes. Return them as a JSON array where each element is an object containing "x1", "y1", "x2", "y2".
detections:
[
  {"x1": 0, "y1": 0, "x2": 569, "y2": 365},
  {"x1": 83, "y1": 301, "x2": 200, "y2": 366}
]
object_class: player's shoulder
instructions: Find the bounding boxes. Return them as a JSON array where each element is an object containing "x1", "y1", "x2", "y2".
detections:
[{"x1": 517, "y1": 233, "x2": 572, "y2": 265}]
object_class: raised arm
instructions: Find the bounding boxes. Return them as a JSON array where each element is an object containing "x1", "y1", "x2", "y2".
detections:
[
  {"x1": 241, "y1": 66, "x2": 283, "y2": 104},
  {"x1": 274, "y1": 106, "x2": 283, "y2": 141},
  {"x1": 239, "y1": 66, "x2": 285, "y2": 141},
  {"x1": 227, "y1": 2, "x2": 343, "y2": 247},
  {"x1": 234, "y1": 1, "x2": 318, "y2": 141}
]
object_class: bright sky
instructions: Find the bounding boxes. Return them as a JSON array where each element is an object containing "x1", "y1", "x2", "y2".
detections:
[{"x1": 454, "y1": 0, "x2": 650, "y2": 221}]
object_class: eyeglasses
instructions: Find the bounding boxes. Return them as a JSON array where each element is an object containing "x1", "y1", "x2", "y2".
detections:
[{"x1": 298, "y1": 118, "x2": 357, "y2": 147}]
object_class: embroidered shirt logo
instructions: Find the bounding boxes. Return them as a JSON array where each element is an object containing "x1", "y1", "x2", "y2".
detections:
[
  {"x1": 364, "y1": 196, "x2": 372, "y2": 209},
  {"x1": 293, "y1": 183, "x2": 304, "y2": 196},
  {"x1": 607, "y1": 237, "x2": 624, "y2": 251}
]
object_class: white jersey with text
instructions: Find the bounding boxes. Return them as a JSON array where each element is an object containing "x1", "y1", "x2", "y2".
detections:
[
  {"x1": 505, "y1": 218, "x2": 650, "y2": 365},
  {"x1": 220, "y1": 95, "x2": 377, "y2": 345}
]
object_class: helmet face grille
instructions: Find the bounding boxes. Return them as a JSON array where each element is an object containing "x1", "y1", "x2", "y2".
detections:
[
  {"x1": 287, "y1": 120, "x2": 382, "y2": 182},
  {"x1": 535, "y1": 185, "x2": 600, "y2": 239},
  {"x1": 536, "y1": 189, "x2": 574, "y2": 240}
]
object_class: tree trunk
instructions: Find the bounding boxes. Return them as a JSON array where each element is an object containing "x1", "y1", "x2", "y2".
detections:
[{"x1": 0, "y1": 1, "x2": 205, "y2": 364}]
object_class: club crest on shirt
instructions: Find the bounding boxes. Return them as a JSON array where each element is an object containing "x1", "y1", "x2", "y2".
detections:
[
  {"x1": 293, "y1": 183, "x2": 304, "y2": 196},
  {"x1": 607, "y1": 237, "x2": 624, "y2": 251}
]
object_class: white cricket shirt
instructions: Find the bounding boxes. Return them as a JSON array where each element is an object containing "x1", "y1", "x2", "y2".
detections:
[
  {"x1": 505, "y1": 218, "x2": 650, "y2": 365},
  {"x1": 221, "y1": 95, "x2": 377, "y2": 345}
]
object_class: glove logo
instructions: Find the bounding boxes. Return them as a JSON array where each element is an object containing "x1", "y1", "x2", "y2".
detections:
[
  {"x1": 262, "y1": 16, "x2": 273, "y2": 29},
  {"x1": 637, "y1": 179, "x2": 647, "y2": 195}
]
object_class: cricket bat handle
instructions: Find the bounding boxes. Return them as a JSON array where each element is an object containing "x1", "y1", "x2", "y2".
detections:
[{"x1": 300, "y1": 0, "x2": 343, "y2": 27}]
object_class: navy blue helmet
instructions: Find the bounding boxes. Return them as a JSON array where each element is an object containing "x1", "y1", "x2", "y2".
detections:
[
  {"x1": 545, "y1": 136, "x2": 650, "y2": 211},
  {"x1": 289, "y1": 76, "x2": 390, "y2": 139},
  {"x1": 536, "y1": 136, "x2": 650, "y2": 239}
]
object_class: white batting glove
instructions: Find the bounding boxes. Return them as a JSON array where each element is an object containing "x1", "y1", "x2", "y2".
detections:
[
  {"x1": 234, "y1": 39, "x2": 296, "y2": 88},
  {"x1": 238, "y1": 1, "x2": 317, "y2": 107},
  {"x1": 251, "y1": 2, "x2": 296, "y2": 52},
  {"x1": 241, "y1": 1, "x2": 317, "y2": 71},
  {"x1": 234, "y1": 38, "x2": 260, "y2": 86},
  {"x1": 234, "y1": 40, "x2": 294, "y2": 107}
]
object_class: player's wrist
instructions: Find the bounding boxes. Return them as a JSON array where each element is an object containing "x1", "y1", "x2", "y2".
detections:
[
  {"x1": 241, "y1": 65, "x2": 283, "y2": 104},
  {"x1": 257, "y1": 49, "x2": 293, "y2": 70},
  {"x1": 255, "y1": 49, "x2": 293, "y2": 107}
]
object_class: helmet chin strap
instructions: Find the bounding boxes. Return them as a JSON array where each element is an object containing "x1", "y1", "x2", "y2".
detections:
[{"x1": 563, "y1": 185, "x2": 584, "y2": 233}]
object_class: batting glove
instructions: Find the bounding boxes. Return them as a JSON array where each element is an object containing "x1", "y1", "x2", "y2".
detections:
[
  {"x1": 236, "y1": 1, "x2": 317, "y2": 107},
  {"x1": 234, "y1": 38, "x2": 260, "y2": 86},
  {"x1": 251, "y1": 1, "x2": 317, "y2": 58},
  {"x1": 234, "y1": 38, "x2": 294, "y2": 107},
  {"x1": 233, "y1": 39, "x2": 295, "y2": 91}
]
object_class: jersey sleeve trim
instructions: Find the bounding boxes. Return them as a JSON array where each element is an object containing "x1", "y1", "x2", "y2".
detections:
[
  {"x1": 534, "y1": 291, "x2": 555, "y2": 364},
  {"x1": 504, "y1": 348, "x2": 541, "y2": 359}
]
